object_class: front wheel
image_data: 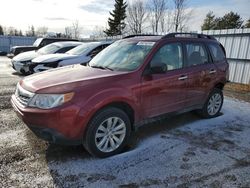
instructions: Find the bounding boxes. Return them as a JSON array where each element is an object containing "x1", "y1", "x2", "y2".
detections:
[
  {"x1": 199, "y1": 88, "x2": 224, "y2": 118},
  {"x1": 83, "y1": 107, "x2": 131, "y2": 158}
]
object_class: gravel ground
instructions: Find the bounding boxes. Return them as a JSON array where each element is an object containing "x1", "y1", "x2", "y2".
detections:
[{"x1": 0, "y1": 56, "x2": 250, "y2": 188}]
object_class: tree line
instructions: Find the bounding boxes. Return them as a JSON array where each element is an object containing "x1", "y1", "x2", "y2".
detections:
[
  {"x1": 201, "y1": 11, "x2": 250, "y2": 30},
  {"x1": 104, "y1": 0, "x2": 250, "y2": 36},
  {"x1": 0, "y1": 25, "x2": 48, "y2": 37},
  {"x1": 1, "y1": 0, "x2": 250, "y2": 38},
  {"x1": 0, "y1": 22, "x2": 80, "y2": 39},
  {"x1": 104, "y1": 0, "x2": 191, "y2": 36}
]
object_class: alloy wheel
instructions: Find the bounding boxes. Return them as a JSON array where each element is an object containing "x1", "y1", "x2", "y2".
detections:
[{"x1": 95, "y1": 117, "x2": 126, "y2": 153}]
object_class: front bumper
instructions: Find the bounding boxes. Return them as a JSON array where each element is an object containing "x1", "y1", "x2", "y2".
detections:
[
  {"x1": 11, "y1": 61, "x2": 30, "y2": 74},
  {"x1": 11, "y1": 94, "x2": 83, "y2": 145},
  {"x1": 29, "y1": 126, "x2": 81, "y2": 145}
]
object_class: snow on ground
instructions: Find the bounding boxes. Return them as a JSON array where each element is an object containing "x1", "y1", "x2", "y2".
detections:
[
  {"x1": 0, "y1": 57, "x2": 250, "y2": 187},
  {"x1": 46, "y1": 97, "x2": 250, "y2": 187}
]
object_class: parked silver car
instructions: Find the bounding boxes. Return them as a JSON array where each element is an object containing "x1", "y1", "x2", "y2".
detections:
[
  {"x1": 29, "y1": 41, "x2": 112, "y2": 73},
  {"x1": 11, "y1": 41, "x2": 82, "y2": 75}
]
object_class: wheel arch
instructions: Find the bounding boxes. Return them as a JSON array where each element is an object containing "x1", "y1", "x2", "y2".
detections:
[
  {"x1": 89, "y1": 101, "x2": 135, "y2": 130},
  {"x1": 214, "y1": 82, "x2": 225, "y2": 90}
]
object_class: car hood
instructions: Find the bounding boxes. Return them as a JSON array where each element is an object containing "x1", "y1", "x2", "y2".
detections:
[
  {"x1": 32, "y1": 53, "x2": 78, "y2": 63},
  {"x1": 13, "y1": 51, "x2": 39, "y2": 62},
  {"x1": 21, "y1": 65, "x2": 127, "y2": 93}
]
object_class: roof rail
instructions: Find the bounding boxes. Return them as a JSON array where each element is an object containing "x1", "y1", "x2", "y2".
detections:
[
  {"x1": 162, "y1": 33, "x2": 216, "y2": 40},
  {"x1": 123, "y1": 34, "x2": 161, "y2": 39}
]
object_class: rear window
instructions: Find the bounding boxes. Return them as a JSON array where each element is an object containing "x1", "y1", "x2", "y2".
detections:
[{"x1": 208, "y1": 43, "x2": 226, "y2": 62}]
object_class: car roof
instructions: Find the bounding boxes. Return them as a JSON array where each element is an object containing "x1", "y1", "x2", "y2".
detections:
[
  {"x1": 122, "y1": 33, "x2": 218, "y2": 43},
  {"x1": 123, "y1": 36, "x2": 162, "y2": 42},
  {"x1": 50, "y1": 41, "x2": 83, "y2": 47}
]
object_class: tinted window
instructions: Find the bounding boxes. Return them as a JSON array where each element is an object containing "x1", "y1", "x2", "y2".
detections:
[
  {"x1": 150, "y1": 43, "x2": 183, "y2": 71},
  {"x1": 39, "y1": 40, "x2": 50, "y2": 47},
  {"x1": 88, "y1": 44, "x2": 110, "y2": 57},
  {"x1": 38, "y1": 44, "x2": 61, "y2": 54},
  {"x1": 56, "y1": 46, "x2": 75, "y2": 53},
  {"x1": 67, "y1": 43, "x2": 99, "y2": 55},
  {"x1": 208, "y1": 43, "x2": 226, "y2": 62},
  {"x1": 185, "y1": 43, "x2": 209, "y2": 66}
]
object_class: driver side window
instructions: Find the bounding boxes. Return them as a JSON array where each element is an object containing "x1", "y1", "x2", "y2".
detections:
[{"x1": 150, "y1": 43, "x2": 183, "y2": 71}]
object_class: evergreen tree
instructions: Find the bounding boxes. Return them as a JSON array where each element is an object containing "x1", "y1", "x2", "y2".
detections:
[
  {"x1": 201, "y1": 11, "x2": 216, "y2": 30},
  {"x1": 0, "y1": 25, "x2": 3, "y2": 35},
  {"x1": 104, "y1": 0, "x2": 127, "y2": 36},
  {"x1": 215, "y1": 11, "x2": 243, "y2": 29},
  {"x1": 19, "y1": 30, "x2": 23, "y2": 36},
  {"x1": 244, "y1": 18, "x2": 250, "y2": 28},
  {"x1": 31, "y1": 25, "x2": 35, "y2": 36}
]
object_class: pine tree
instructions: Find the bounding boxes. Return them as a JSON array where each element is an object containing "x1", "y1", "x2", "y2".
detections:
[
  {"x1": 19, "y1": 30, "x2": 23, "y2": 36},
  {"x1": 31, "y1": 25, "x2": 35, "y2": 36},
  {"x1": 0, "y1": 25, "x2": 3, "y2": 35},
  {"x1": 201, "y1": 11, "x2": 216, "y2": 30},
  {"x1": 244, "y1": 18, "x2": 250, "y2": 28},
  {"x1": 104, "y1": 0, "x2": 127, "y2": 36},
  {"x1": 215, "y1": 11, "x2": 243, "y2": 29}
]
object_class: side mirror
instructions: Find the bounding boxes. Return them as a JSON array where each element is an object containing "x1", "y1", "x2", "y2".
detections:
[{"x1": 151, "y1": 62, "x2": 167, "y2": 74}]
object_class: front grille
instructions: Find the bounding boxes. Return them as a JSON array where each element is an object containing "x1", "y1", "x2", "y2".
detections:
[{"x1": 15, "y1": 83, "x2": 34, "y2": 106}]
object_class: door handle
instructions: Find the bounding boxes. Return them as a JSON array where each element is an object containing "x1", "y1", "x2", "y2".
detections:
[
  {"x1": 209, "y1": 69, "x2": 217, "y2": 74},
  {"x1": 178, "y1": 75, "x2": 188, "y2": 80}
]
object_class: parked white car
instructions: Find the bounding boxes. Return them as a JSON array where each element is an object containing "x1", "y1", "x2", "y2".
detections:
[
  {"x1": 11, "y1": 41, "x2": 83, "y2": 75},
  {"x1": 29, "y1": 41, "x2": 112, "y2": 73}
]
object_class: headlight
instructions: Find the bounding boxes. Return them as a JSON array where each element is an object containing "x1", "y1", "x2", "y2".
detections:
[{"x1": 28, "y1": 92, "x2": 74, "y2": 109}]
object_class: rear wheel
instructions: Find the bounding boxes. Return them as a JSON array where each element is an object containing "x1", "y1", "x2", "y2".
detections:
[
  {"x1": 199, "y1": 88, "x2": 223, "y2": 118},
  {"x1": 83, "y1": 107, "x2": 131, "y2": 158}
]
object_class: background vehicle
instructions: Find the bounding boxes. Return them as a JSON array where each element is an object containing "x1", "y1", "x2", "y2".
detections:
[
  {"x1": 7, "y1": 37, "x2": 79, "y2": 58},
  {"x1": 29, "y1": 41, "x2": 112, "y2": 73},
  {"x1": 11, "y1": 41, "x2": 82, "y2": 75},
  {"x1": 11, "y1": 33, "x2": 229, "y2": 157}
]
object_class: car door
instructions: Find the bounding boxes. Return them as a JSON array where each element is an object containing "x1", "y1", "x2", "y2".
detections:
[
  {"x1": 183, "y1": 42, "x2": 217, "y2": 107},
  {"x1": 141, "y1": 42, "x2": 188, "y2": 118}
]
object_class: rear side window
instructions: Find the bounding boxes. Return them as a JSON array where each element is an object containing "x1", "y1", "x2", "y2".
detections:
[
  {"x1": 185, "y1": 43, "x2": 209, "y2": 67},
  {"x1": 208, "y1": 43, "x2": 226, "y2": 62}
]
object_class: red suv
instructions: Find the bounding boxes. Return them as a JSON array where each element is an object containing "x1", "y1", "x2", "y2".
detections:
[{"x1": 11, "y1": 33, "x2": 229, "y2": 157}]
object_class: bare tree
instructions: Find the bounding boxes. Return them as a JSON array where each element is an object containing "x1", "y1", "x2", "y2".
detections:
[
  {"x1": 126, "y1": 0, "x2": 148, "y2": 34},
  {"x1": 159, "y1": 9, "x2": 173, "y2": 33},
  {"x1": 91, "y1": 26, "x2": 106, "y2": 39},
  {"x1": 36, "y1": 26, "x2": 48, "y2": 37},
  {"x1": 173, "y1": 0, "x2": 191, "y2": 32},
  {"x1": 72, "y1": 20, "x2": 81, "y2": 39},
  {"x1": 26, "y1": 25, "x2": 36, "y2": 36},
  {"x1": 148, "y1": 0, "x2": 167, "y2": 34},
  {"x1": 64, "y1": 27, "x2": 72, "y2": 39}
]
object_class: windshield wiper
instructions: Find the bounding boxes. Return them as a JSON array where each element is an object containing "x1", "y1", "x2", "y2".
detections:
[{"x1": 90, "y1": 65, "x2": 114, "y2": 71}]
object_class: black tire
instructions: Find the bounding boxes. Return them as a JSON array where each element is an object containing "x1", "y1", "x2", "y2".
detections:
[
  {"x1": 83, "y1": 107, "x2": 131, "y2": 158},
  {"x1": 198, "y1": 88, "x2": 224, "y2": 118}
]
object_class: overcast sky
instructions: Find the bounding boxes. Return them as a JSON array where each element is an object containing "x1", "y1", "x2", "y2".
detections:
[{"x1": 0, "y1": 0, "x2": 249, "y2": 37}]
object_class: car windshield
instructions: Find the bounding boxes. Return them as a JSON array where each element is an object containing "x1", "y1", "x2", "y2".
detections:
[
  {"x1": 67, "y1": 43, "x2": 97, "y2": 55},
  {"x1": 33, "y1": 38, "x2": 43, "y2": 47},
  {"x1": 38, "y1": 44, "x2": 61, "y2": 54},
  {"x1": 89, "y1": 40, "x2": 155, "y2": 71}
]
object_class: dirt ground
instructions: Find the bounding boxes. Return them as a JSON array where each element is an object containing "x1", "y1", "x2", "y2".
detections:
[{"x1": 0, "y1": 56, "x2": 250, "y2": 188}]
